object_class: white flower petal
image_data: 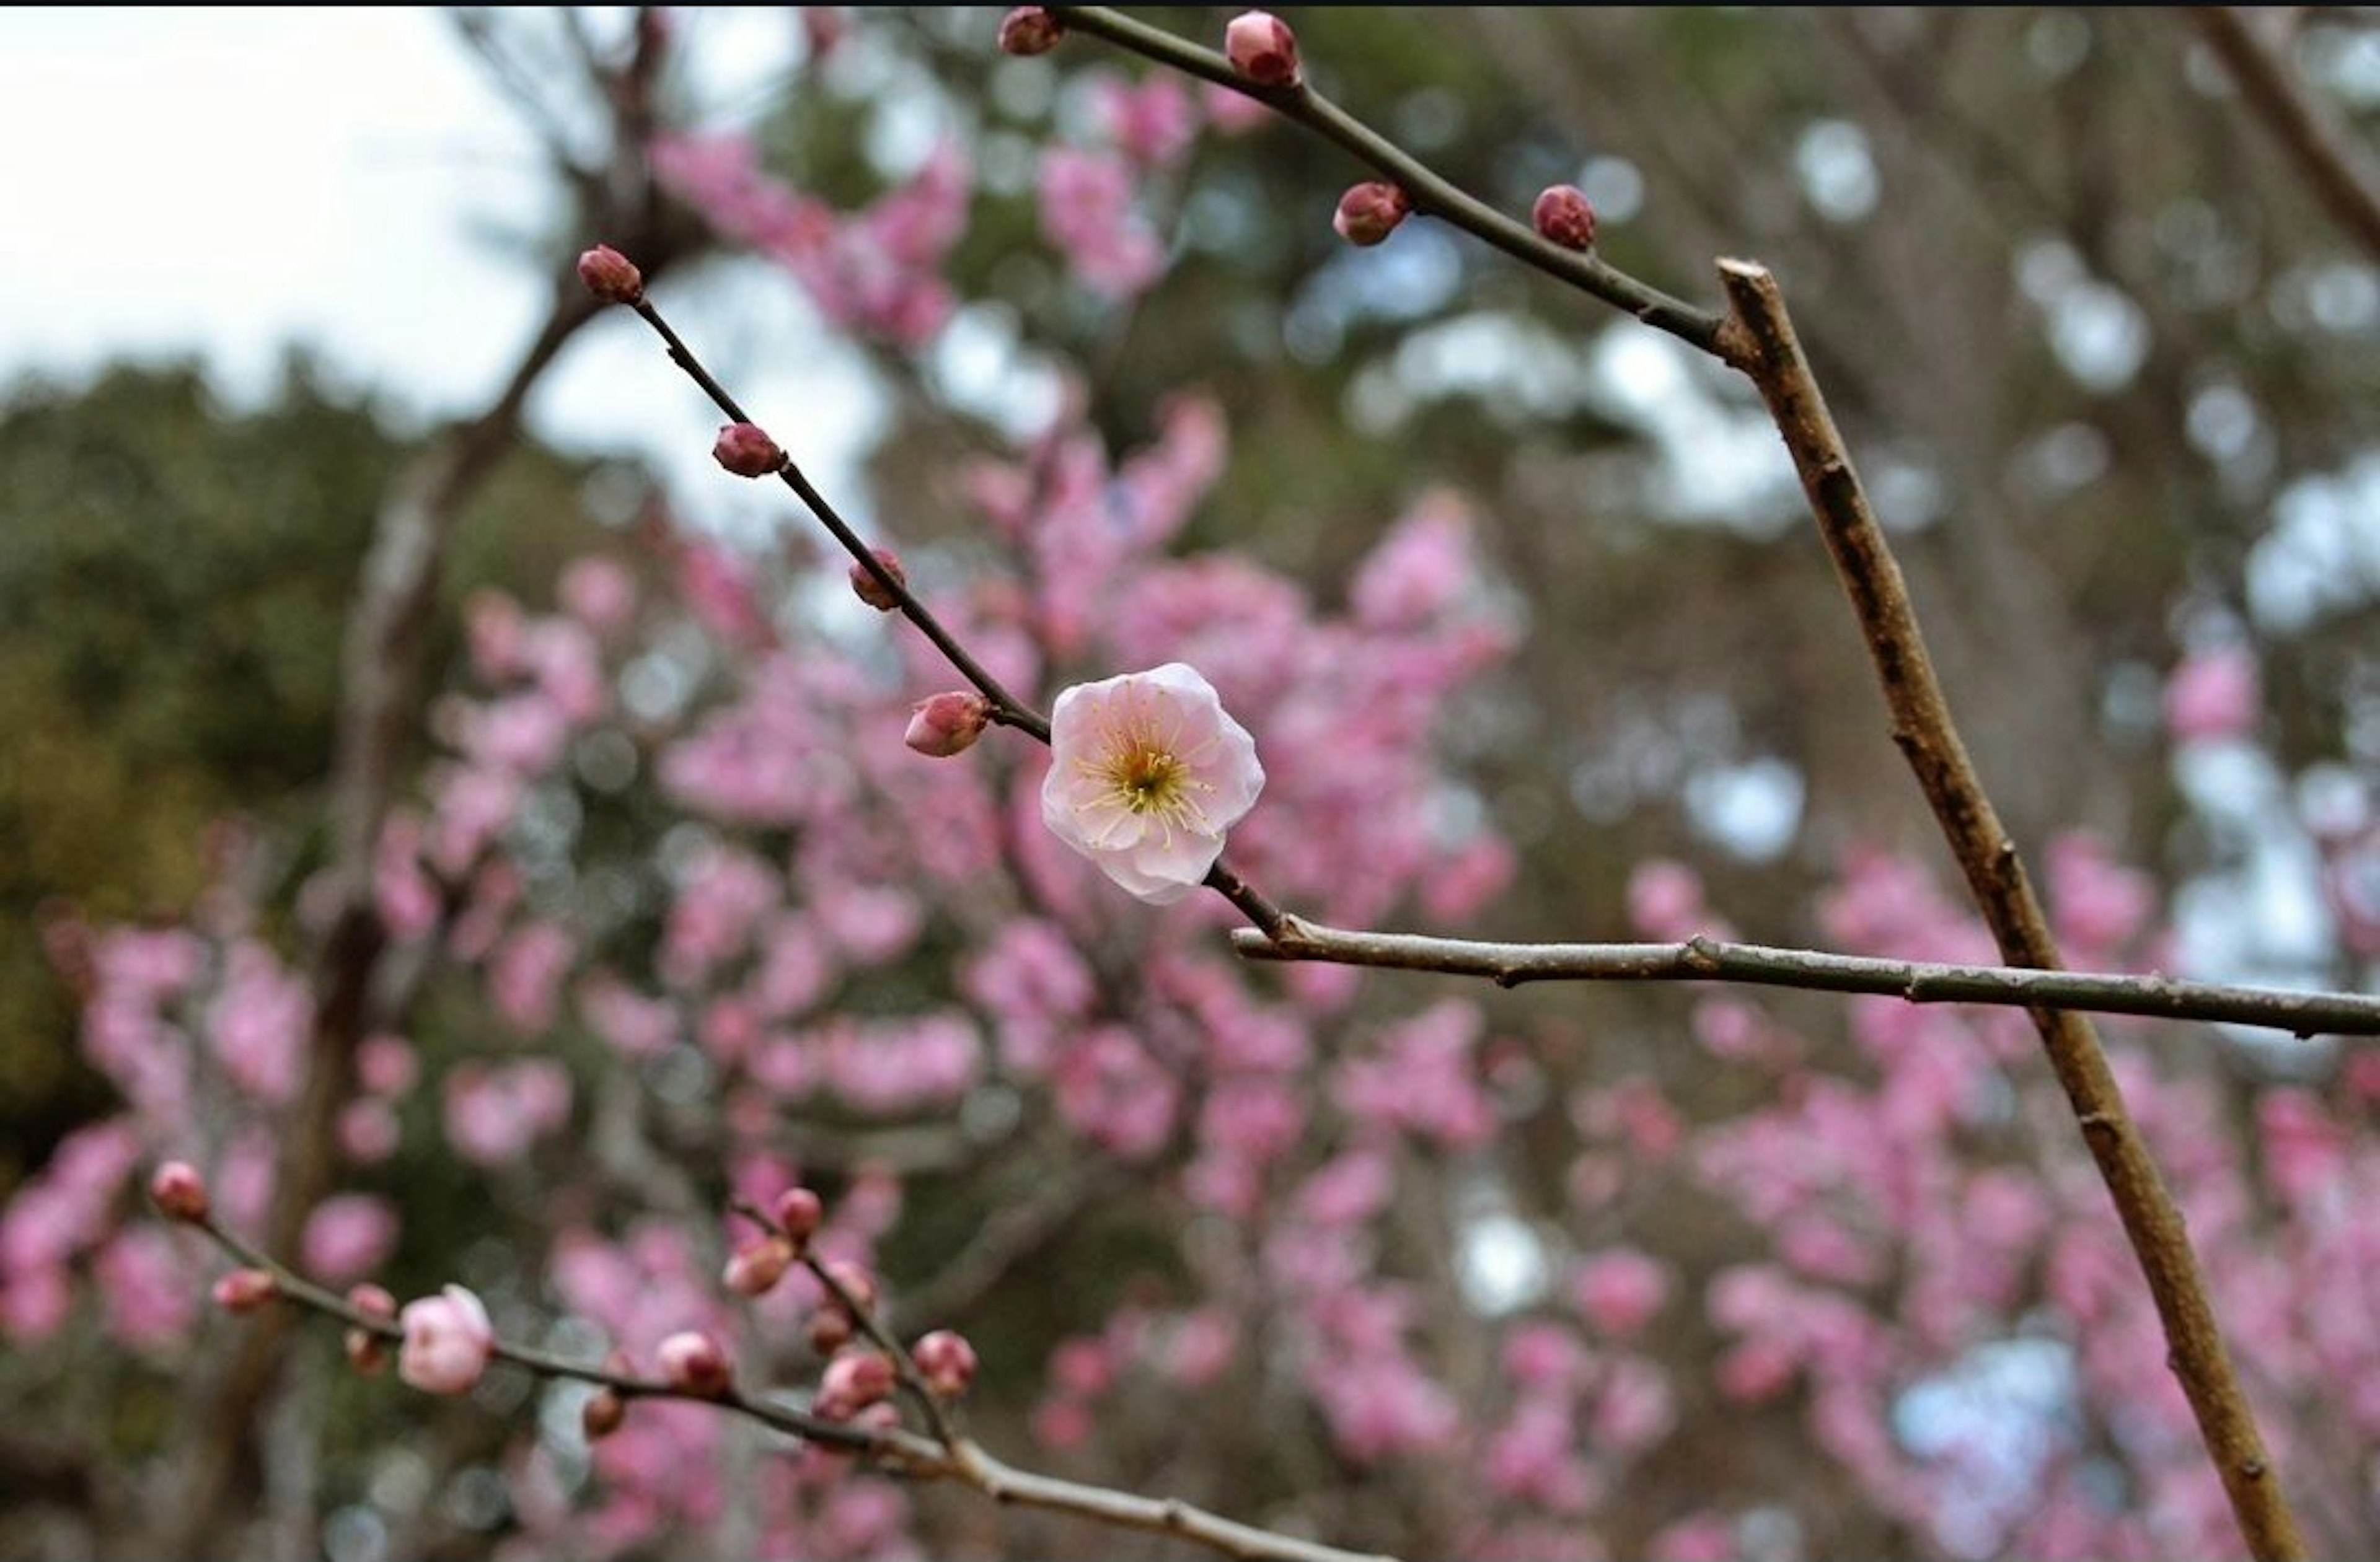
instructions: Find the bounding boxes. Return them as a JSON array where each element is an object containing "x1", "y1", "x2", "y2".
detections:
[{"x1": 1038, "y1": 662, "x2": 1264, "y2": 904}]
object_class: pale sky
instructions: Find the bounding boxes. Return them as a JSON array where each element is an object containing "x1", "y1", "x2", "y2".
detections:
[{"x1": 2, "y1": 6, "x2": 872, "y2": 506}]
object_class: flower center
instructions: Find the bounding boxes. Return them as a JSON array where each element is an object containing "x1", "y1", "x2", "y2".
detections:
[{"x1": 1110, "y1": 745, "x2": 1191, "y2": 815}]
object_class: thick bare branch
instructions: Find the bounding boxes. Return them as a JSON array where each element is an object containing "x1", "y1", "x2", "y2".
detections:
[{"x1": 1717, "y1": 257, "x2": 2304, "y2": 1562}]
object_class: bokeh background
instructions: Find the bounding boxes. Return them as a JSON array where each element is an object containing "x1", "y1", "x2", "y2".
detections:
[{"x1": 9, "y1": 9, "x2": 2380, "y2": 1560}]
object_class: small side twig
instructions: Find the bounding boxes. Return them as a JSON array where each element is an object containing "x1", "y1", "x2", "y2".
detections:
[
  {"x1": 184, "y1": 1211, "x2": 1397, "y2": 1562},
  {"x1": 1229, "y1": 917, "x2": 2380, "y2": 1039},
  {"x1": 1044, "y1": 5, "x2": 1730, "y2": 358},
  {"x1": 616, "y1": 291, "x2": 1293, "y2": 942}
]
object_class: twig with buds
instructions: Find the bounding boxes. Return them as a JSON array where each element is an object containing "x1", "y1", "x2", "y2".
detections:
[
  {"x1": 156, "y1": 1163, "x2": 1397, "y2": 1562},
  {"x1": 576, "y1": 244, "x2": 1293, "y2": 941},
  {"x1": 1232, "y1": 918, "x2": 2380, "y2": 1039}
]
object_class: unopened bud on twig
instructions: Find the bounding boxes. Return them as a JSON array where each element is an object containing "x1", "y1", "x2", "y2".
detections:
[
  {"x1": 345, "y1": 1283, "x2": 396, "y2": 1376},
  {"x1": 774, "y1": 1186, "x2": 826, "y2": 1246},
  {"x1": 582, "y1": 1385, "x2": 628, "y2": 1440},
  {"x1": 1334, "y1": 182, "x2": 1411, "y2": 247},
  {"x1": 213, "y1": 1268, "x2": 278, "y2": 1314},
  {"x1": 914, "y1": 1329, "x2": 981, "y2": 1399},
  {"x1": 998, "y1": 6, "x2": 1064, "y2": 56},
  {"x1": 724, "y1": 1235, "x2": 796, "y2": 1297},
  {"x1": 1532, "y1": 185, "x2": 1597, "y2": 251},
  {"x1": 149, "y1": 1161, "x2": 210, "y2": 1223},
  {"x1": 824, "y1": 1258, "x2": 879, "y2": 1315},
  {"x1": 849, "y1": 548, "x2": 907, "y2": 612},
  {"x1": 809, "y1": 1306, "x2": 855, "y2": 1355},
  {"x1": 906, "y1": 691, "x2": 993, "y2": 758},
  {"x1": 1225, "y1": 10, "x2": 1301, "y2": 87},
  {"x1": 712, "y1": 423, "x2": 786, "y2": 480},
  {"x1": 815, "y1": 1349, "x2": 897, "y2": 1419},
  {"x1": 576, "y1": 245, "x2": 645, "y2": 305},
  {"x1": 658, "y1": 1330, "x2": 734, "y2": 1398}
]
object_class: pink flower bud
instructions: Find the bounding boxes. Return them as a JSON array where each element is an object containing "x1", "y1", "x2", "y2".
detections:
[
  {"x1": 346, "y1": 1283, "x2": 396, "y2": 1375},
  {"x1": 815, "y1": 1349, "x2": 897, "y2": 1419},
  {"x1": 818, "y1": 1399, "x2": 902, "y2": 1454},
  {"x1": 723, "y1": 1235, "x2": 796, "y2": 1297},
  {"x1": 914, "y1": 1329, "x2": 980, "y2": 1399},
  {"x1": 1225, "y1": 10, "x2": 1300, "y2": 86},
  {"x1": 213, "y1": 1268, "x2": 278, "y2": 1314},
  {"x1": 659, "y1": 1329, "x2": 733, "y2": 1397},
  {"x1": 149, "y1": 1161, "x2": 210, "y2": 1222},
  {"x1": 1333, "y1": 182, "x2": 1411, "y2": 247},
  {"x1": 712, "y1": 423, "x2": 785, "y2": 479},
  {"x1": 399, "y1": 1284, "x2": 495, "y2": 1396},
  {"x1": 849, "y1": 548, "x2": 907, "y2": 612},
  {"x1": 998, "y1": 6, "x2": 1064, "y2": 56},
  {"x1": 582, "y1": 1385, "x2": 628, "y2": 1440},
  {"x1": 809, "y1": 1307, "x2": 855, "y2": 1355},
  {"x1": 1532, "y1": 185, "x2": 1597, "y2": 251},
  {"x1": 824, "y1": 1259, "x2": 879, "y2": 1316},
  {"x1": 774, "y1": 1186, "x2": 826, "y2": 1245},
  {"x1": 576, "y1": 244, "x2": 645, "y2": 305},
  {"x1": 906, "y1": 691, "x2": 993, "y2": 758}
]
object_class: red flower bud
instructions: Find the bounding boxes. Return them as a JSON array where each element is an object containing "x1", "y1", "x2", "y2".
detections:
[
  {"x1": 906, "y1": 691, "x2": 993, "y2": 758},
  {"x1": 815, "y1": 1349, "x2": 897, "y2": 1419},
  {"x1": 1532, "y1": 185, "x2": 1597, "y2": 251},
  {"x1": 849, "y1": 548, "x2": 907, "y2": 612},
  {"x1": 809, "y1": 1306, "x2": 855, "y2": 1356},
  {"x1": 149, "y1": 1161, "x2": 210, "y2": 1223},
  {"x1": 1225, "y1": 10, "x2": 1300, "y2": 87},
  {"x1": 712, "y1": 423, "x2": 785, "y2": 479},
  {"x1": 824, "y1": 1258, "x2": 879, "y2": 1316},
  {"x1": 818, "y1": 1399, "x2": 902, "y2": 1454},
  {"x1": 774, "y1": 1186, "x2": 826, "y2": 1245},
  {"x1": 723, "y1": 1235, "x2": 796, "y2": 1297},
  {"x1": 1333, "y1": 182, "x2": 1411, "y2": 247},
  {"x1": 658, "y1": 1330, "x2": 733, "y2": 1397},
  {"x1": 998, "y1": 6, "x2": 1064, "y2": 56},
  {"x1": 914, "y1": 1329, "x2": 980, "y2": 1399},
  {"x1": 213, "y1": 1268, "x2": 278, "y2": 1314},
  {"x1": 577, "y1": 245, "x2": 645, "y2": 305},
  {"x1": 345, "y1": 1283, "x2": 397, "y2": 1374},
  {"x1": 582, "y1": 1385, "x2": 628, "y2": 1440}
]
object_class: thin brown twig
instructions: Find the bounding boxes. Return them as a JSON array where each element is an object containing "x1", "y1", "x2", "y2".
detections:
[
  {"x1": 1042, "y1": 6, "x2": 1730, "y2": 356},
  {"x1": 184, "y1": 1210, "x2": 1398, "y2": 1562},
  {"x1": 617, "y1": 292, "x2": 1291, "y2": 941},
  {"x1": 2192, "y1": 7, "x2": 2380, "y2": 265},
  {"x1": 1228, "y1": 916, "x2": 2380, "y2": 1038},
  {"x1": 1716, "y1": 257, "x2": 2304, "y2": 1562}
]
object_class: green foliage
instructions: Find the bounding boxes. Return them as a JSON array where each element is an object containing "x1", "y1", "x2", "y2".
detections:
[{"x1": 0, "y1": 358, "x2": 625, "y2": 1184}]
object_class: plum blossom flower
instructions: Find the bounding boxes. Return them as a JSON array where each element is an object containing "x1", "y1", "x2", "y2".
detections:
[
  {"x1": 399, "y1": 1284, "x2": 495, "y2": 1395},
  {"x1": 1041, "y1": 663, "x2": 1263, "y2": 904}
]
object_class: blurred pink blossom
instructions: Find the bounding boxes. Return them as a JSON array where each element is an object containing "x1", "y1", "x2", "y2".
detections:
[
  {"x1": 1038, "y1": 146, "x2": 1165, "y2": 299},
  {"x1": 1571, "y1": 1247, "x2": 1670, "y2": 1340},
  {"x1": 2164, "y1": 643, "x2": 2260, "y2": 745},
  {"x1": 302, "y1": 1194, "x2": 400, "y2": 1286},
  {"x1": 444, "y1": 1060, "x2": 574, "y2": 1168}
]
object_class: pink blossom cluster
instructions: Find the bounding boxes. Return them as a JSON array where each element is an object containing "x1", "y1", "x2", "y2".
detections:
[{"x1": 650, "y1": 134, "x2": 969, "y2": 348}]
